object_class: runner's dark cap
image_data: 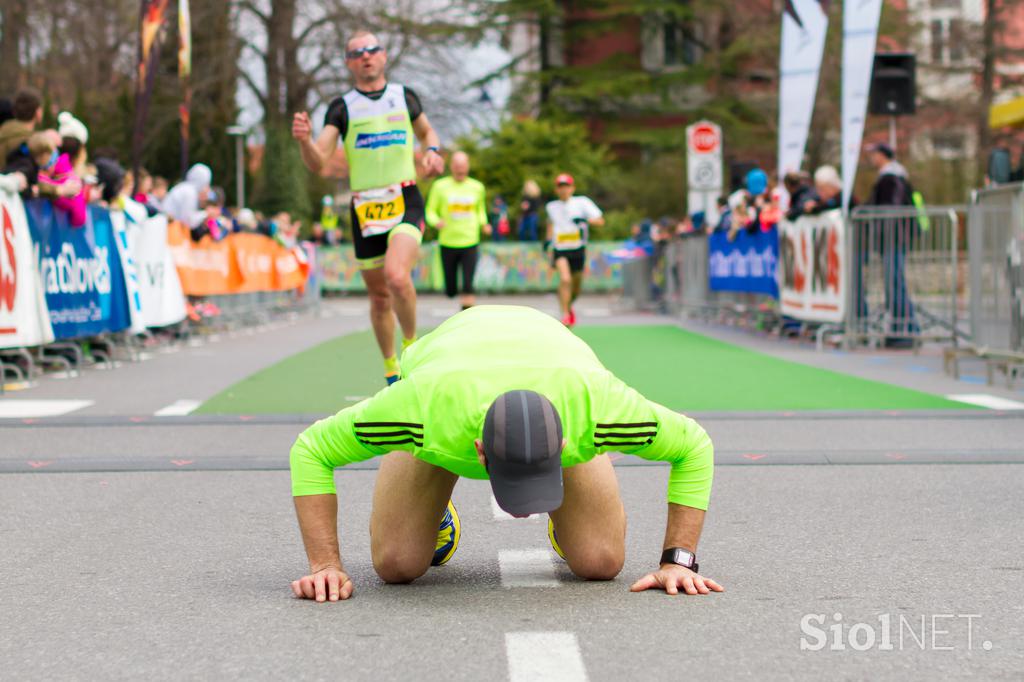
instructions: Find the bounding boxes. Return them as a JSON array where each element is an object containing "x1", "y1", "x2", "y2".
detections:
[{"x1": 483, "y1": 390, "x2": 564, "y2": 516}]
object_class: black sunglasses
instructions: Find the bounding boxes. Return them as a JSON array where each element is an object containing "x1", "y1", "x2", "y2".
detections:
[{"x1": 346, "y1": 45, "x2": 383, "y2": 60}]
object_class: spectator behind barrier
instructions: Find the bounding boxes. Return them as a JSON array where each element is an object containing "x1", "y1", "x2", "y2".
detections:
[
  {"x1": 783, "y1": 171, "x2": 813, "y2": 222},
  {"x1": 797, "y1": 166, "x2": 844, "y2": 216},
  {"x1": 164, "y1": 163, "x2": 212, "y2": 228},
  {"x1": 273, "y1": 211, "x2": 300, "y2": 248},
  {"x1": 2, "y1": 131, "x2": 58, "y2": 199},
  {"x1": 0, "y1": 89, "x2": 42, "y2": 162},
  {"x1": 745, "y1": 167, "x2": 768, "y2": 197},
  {"x1": 37, "y1": 112, "x2": 90, "y2": 227},
  {"x1": 726, "y1": 189, "x2": 755, "y2": 241},
  {"x1": 191, "y1": 185, "x2": 228, "y2": 242},
  {"x1": 519, "y1": 179, "x2": 542, "y2": 241},
  {"x1": 94, "y1": 157, "x2": 126, "y2": 206}
]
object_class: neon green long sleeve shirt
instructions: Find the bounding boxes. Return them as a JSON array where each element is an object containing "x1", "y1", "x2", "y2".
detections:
[
  {"x1": 424, "y1": 176, "x2": 489, "y2": 248},
  {"x1": 290, "y1": 306, "x2": 714, "y2": 509}
]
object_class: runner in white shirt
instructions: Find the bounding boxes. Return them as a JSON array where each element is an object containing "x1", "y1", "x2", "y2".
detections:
[{"x1": 545, "y1": 173, "x2": 604, "y2": 327}]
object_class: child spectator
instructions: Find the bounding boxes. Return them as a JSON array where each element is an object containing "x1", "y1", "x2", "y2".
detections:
[{"x1": 37, "y1": 112, "x2": 89, "y2": 227}]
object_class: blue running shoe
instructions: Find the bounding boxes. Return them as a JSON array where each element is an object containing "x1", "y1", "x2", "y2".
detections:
[
  {"x1": 386, "y1": 373, "x2": 400, "y2": 386},
  {"x1": 432, "y1": 500, "x2": 461, "y2": 566}
]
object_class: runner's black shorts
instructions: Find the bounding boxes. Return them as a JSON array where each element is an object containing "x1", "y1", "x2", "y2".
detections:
[
  {"x1": 552, "y1": 247, "x2": 586, "y2": 274},
  {"x1": 349, "y1": 184, "x2": 426, "y2": 269}
]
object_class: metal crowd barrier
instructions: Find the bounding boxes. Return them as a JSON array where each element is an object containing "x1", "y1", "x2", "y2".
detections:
[
  {"x1": 632, "y1": 236, "x2": 778, "y2": 329},
  {"x1": 844, "y1": 206, "x2": 967, "y2": 349},
  {"x1": 956, "y1": 184, "x2": 1024, "y2": 385}
]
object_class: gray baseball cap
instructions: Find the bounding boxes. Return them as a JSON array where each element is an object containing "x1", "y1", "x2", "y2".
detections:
[{"x1": 483, "y1": 390, "x2": 564, "y2": 516}]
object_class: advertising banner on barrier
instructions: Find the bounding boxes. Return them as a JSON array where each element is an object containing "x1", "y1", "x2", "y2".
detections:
[
  {"x1": 166, "y1": 221, "x2": 307, "y2": 295},
  {"x1": 779, "y1": 210, "x2": 846, "y2": 323},
  {"x1": 110, "y1": 211, "x2": 147, "y2": 334},
  {"x1": 232, "y1": 232, "x2": 307, "y2": 293},
  {"x1": 24, "y1": 201, "x2": 132, "y2": 339},
  {"x1": 167, "y1": 220, "x2": 241, "y2": 295},
  {"x1": 0, "y1": 191, "x2": 55, "y2": 348},
  {"x1": 318, "y1": 242, "x2": 625, "y2": 293},
  {"x1": 708, "y1": 228, "x2": 779, "y2": 297},
  {"x1": 126, "y1": 213, "x2": 187, "y2": 327}
]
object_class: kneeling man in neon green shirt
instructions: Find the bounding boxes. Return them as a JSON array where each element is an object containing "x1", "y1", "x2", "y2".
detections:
[{"x1": 290, "y1": 305, "x2": 723, "y2": 601}]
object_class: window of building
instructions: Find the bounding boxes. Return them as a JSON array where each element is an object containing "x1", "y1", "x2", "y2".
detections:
[
  {"x1": 663, "y1": 21, "x2": 700, "y2": 68},
  {"x1": 929, "y1": 16, "x2": 971, "y2": 65},
  {"x1": 642, "y1": 14, "x2": 702, "y2": 72}
]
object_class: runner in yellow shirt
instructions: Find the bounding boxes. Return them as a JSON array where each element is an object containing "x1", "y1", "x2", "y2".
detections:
[{"x1": 425, "y1": 151, "x2": 490, "y2": 310}]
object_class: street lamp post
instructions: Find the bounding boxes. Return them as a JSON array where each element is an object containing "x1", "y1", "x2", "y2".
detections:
[{"x1": 226, "y1": 125, "x2": 246, "y2": 209}]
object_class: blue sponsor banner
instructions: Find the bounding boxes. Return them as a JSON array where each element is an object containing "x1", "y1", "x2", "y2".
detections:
[
  {"x1": 708, "y1": 227, "x2": 780, "y2": 297},
  {"x1": 24, "y1": 200, "x2": 132, "y2": 339}
]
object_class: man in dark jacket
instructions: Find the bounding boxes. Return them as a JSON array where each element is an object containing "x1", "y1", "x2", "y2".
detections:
[
  {"x1": 863, "y1": 144, "x2": 919, "y2": 346},
  {"x1": 0, "y1": 90, "x2": 42, "y2": 162}
]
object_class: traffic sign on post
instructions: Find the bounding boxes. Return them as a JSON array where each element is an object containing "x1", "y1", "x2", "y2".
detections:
[{"x1": 687, "y1": 121, "x2": 724, "y2": 226}]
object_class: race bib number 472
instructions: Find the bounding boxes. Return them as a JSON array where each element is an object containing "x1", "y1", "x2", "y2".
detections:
[{"x1": 354, "y1": 185, "x2": 406, "y2": 237}]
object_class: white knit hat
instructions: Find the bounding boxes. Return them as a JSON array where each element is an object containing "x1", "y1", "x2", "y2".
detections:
[{"x1": 57, "y1": 112, "x2": 89, "y2": 144}]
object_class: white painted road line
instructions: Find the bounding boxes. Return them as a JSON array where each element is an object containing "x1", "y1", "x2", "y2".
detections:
[
  {"x1": 505, "y1": 632, "x2": 588, "y2": 682},
  {"x1": 491, "y1": 495, "x2": 539, "y2": 521},
  {"x1": 154, "y1": 400, "x2": 202, "y2": 417},
  {"x1": 499, "y1": 549, "x2": 559, "y2": 588},
  {"x1": 947, "y1": 394, "x2": 1024, "y2": 410},
  {"x1": 0, "y1": 400, "x2": 94, "y2": 419}
]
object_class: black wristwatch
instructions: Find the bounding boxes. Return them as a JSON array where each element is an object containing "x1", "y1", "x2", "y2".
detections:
[
  {"x1": 426, "y1": 145, "x2": 441, "y2": 155},
  {"x1": 660, "y1": 547, "x2": 698, "y2": 573}
]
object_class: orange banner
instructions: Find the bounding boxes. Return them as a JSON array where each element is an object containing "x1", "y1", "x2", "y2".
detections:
[{"x1": 167, "y1": 222, "x2": 307, "y2": 296}]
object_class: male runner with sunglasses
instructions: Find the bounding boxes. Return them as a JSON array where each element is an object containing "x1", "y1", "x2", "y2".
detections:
[
  {"x1": 289, "y1": 305, "x2": 724, "y2": 602},
  {"x1": 293, "y1": 31, "x2": 445, "y2": 384}
]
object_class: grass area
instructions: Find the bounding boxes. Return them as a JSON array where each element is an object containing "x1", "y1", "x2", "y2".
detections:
[{"x1": 197, "y1": 324, "x2": 974, "y2": 414}]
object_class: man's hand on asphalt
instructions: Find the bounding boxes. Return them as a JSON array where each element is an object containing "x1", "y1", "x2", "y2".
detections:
[
  {"x1": 292, "y1": 112, "x2": 313, "y2": 143},
  {"x1": 629, "y1": 564, "x2": 724, "y2": 596},
  {"x1": 291, "y1": 567, "x2": 354, "y2": 602}
]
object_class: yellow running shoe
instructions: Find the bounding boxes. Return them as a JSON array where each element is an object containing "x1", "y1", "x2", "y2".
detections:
[
  {"x1": 431, "y1": 500, "x2": 461, "y2": 566},
  {"x1": 548, "y1": 517, "x2": 566, "y2": 561}
]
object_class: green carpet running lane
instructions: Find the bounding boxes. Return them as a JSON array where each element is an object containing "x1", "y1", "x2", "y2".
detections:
[
  {"x1": 196, "y1": 330, "x2": 394, "y2": 415},
  {"x1": 198, "y1": 324, "x2": 975, "y2": 414},
  {"x1": 574, "y1": 325, "x2": 972, "y2": 412}
]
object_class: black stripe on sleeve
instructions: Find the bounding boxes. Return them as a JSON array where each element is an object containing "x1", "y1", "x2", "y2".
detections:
[
  {"x1": 355, "y1": 429, "x2": 422, "y2": 438},
  {"x1": 358, "y1": 438, "x2": 424, "y2": 447}
]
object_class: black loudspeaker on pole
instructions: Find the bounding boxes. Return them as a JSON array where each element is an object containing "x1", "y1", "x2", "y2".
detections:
[{"x1": 869, "y1": 53, "x2": 917, "y2": 116}]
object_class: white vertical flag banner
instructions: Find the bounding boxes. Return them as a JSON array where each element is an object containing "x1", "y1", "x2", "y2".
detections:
[
  {"x1": 841, "y1": 0, "x2": 883, "y2": 212},
  {"x1": 778, "y1": 0, "x2": 831, "y2": 176}
]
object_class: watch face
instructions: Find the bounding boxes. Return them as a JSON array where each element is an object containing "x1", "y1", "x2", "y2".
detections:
[{"x1": 676, "y1": 550, "x2": 694, "y2": 566}]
